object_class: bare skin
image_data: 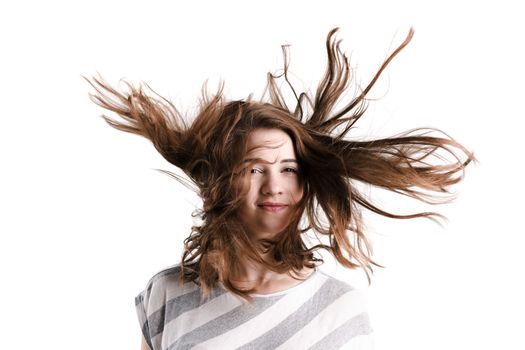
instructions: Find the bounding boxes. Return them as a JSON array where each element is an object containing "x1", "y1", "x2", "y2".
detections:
[
  {"x1": 230, "y1": 128, "x2": 315, "y2": 294},
  {"x1": 141, "y1": 335, "x2": 150, "y2": 350},
  {"x1": 139, "y1": 129, "x2": 311, "y2": 348},
  {"x1": 228, "y1": 252, "x2": 315, "y2": 295}
]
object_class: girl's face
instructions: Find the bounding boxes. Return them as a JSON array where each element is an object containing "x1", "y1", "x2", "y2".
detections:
[{"x1": 236, "y1": 128, "x2": 304, "y2": 239}]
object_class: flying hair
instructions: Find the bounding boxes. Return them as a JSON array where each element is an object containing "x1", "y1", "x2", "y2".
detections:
[{"x1": 85, "y1": 27, "x2": 476, "y2": 300}]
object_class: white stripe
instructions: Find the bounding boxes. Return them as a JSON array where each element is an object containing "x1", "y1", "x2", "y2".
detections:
[
  {"x1": 276, "y1": 289, "x2": 368, "y2": 349},
  {"x1": 340, "y1": 333, "x2": 375, "y2": 350},
  {"x1": 191, "y1": 272, "x2": 328, "y2": 350},
  {"x1": 154, "y1": 290, "x2": 244, "y2": 348}
]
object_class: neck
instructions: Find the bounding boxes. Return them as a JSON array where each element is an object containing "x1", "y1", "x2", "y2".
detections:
[
  {"x1": 230, "y1": 256, "x2": 274, "y2": 283},
  {"x1": 228, "y1": 252, "x2": 315, "y2": 294}
]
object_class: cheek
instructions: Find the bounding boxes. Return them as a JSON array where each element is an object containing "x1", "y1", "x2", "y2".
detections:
[
  {"x1": 290, "y1": 177, "x2": 304, "y2": 198},
  {"x1": 236, "y1": 179, "x2": 258, "y2": 207},
  {"x1": 244, "y1": 181, "x2": 260, "y2": 203},
  {"x1": 293, "y1": 186, "x2": 304, "y2": 203}
]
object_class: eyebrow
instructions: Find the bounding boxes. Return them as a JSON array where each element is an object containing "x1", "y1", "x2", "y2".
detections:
[{"x1": 243, "y1": 158, "x2": 298, "y2": 164}]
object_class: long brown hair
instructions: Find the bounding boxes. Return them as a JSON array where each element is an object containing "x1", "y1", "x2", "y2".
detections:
[{"x1": 86, "y1": 27, "x2": 476, "y2": 299}]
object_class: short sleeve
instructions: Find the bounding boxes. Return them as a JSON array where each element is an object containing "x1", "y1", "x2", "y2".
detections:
[
  {"x1": 133, "y1": 265, "x2": 182, "y2": 350},
  {"x1": 135, "y1": 290, "x2": 153, "y2": 349}
]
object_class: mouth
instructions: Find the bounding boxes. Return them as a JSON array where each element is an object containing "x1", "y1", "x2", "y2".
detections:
[{"x1": 257, "y1": 203, "x2": 288, "y2": 212}]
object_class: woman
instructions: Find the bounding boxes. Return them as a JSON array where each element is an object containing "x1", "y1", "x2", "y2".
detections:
[{"x1": 87, "y1": 28, "x2": 475, "y2": 349}]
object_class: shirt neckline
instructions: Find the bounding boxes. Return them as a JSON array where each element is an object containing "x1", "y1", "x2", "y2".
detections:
[{"x1": 249, "y1": 268, "x2": 319, "y2": 298}]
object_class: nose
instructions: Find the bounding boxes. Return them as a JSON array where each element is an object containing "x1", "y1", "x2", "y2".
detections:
[{"x1": 261, "y1": 172, "x2": 283, "y2": 196}]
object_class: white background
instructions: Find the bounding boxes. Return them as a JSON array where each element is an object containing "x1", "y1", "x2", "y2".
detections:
[{"x1": 1, "y1": 0, "x2": 523, "y2": 349}]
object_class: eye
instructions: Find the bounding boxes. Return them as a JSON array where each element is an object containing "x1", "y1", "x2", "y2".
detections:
[{"x1": 249, "y1": 167, "x2": 298, "y2": 175}]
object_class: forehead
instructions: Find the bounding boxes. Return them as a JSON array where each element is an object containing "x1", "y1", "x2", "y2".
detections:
[{"x1": 245, "y1": 129, "x2": 295, "y2": 157}]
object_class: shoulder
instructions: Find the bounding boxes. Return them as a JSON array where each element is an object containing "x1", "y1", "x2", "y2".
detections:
[
  {"x1": 314, "y1": 270, "x2": 372, "y2": 325},
  {"x1": 135, "y1": 265, "x2": 199, "y2": 312},
  {"x1": 312, "y1": 271, "x2": 374, "y2": 345},
  {"x1": 142, "y1": 264, "x2": 183, "y2": 293},
  {"x1": 315, "y1": 270, "x2": 360, "y2": 297}
]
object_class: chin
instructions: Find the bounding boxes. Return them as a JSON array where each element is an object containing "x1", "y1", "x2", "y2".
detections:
[{"x1": 255, "y1": 223, "x2": 289, "y2": 238}]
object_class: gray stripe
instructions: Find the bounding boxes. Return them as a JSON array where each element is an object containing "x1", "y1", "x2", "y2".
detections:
[
  {"x1": 146, "y1": 287, "x2": 228, "y2": 338},
  {"x1": 308, "y1": 312, "x2": 372, "y2": 350},
  {"x1": 236, "y1": 278, "x2": 351, "y2": 349},
  {"x1": 141, "y1": 321, "x2": 154, "y2": 350},
  {"x1": 146, "y1": 265, "x2": 183, "y2": 294},
  {"x1": 167, "y1": 294, "x2": 285, "y2": 350},
  {"x1": 135, "y1": 291, "x2": 144, "y2": 306},
  {"x1": 136, "y1": 291, "x2": 153, "y2": 348}
]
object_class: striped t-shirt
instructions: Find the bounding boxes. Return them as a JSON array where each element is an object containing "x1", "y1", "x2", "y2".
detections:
[{"x1": 135, "y1": 265, "x2": 374, "y2": 350}]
